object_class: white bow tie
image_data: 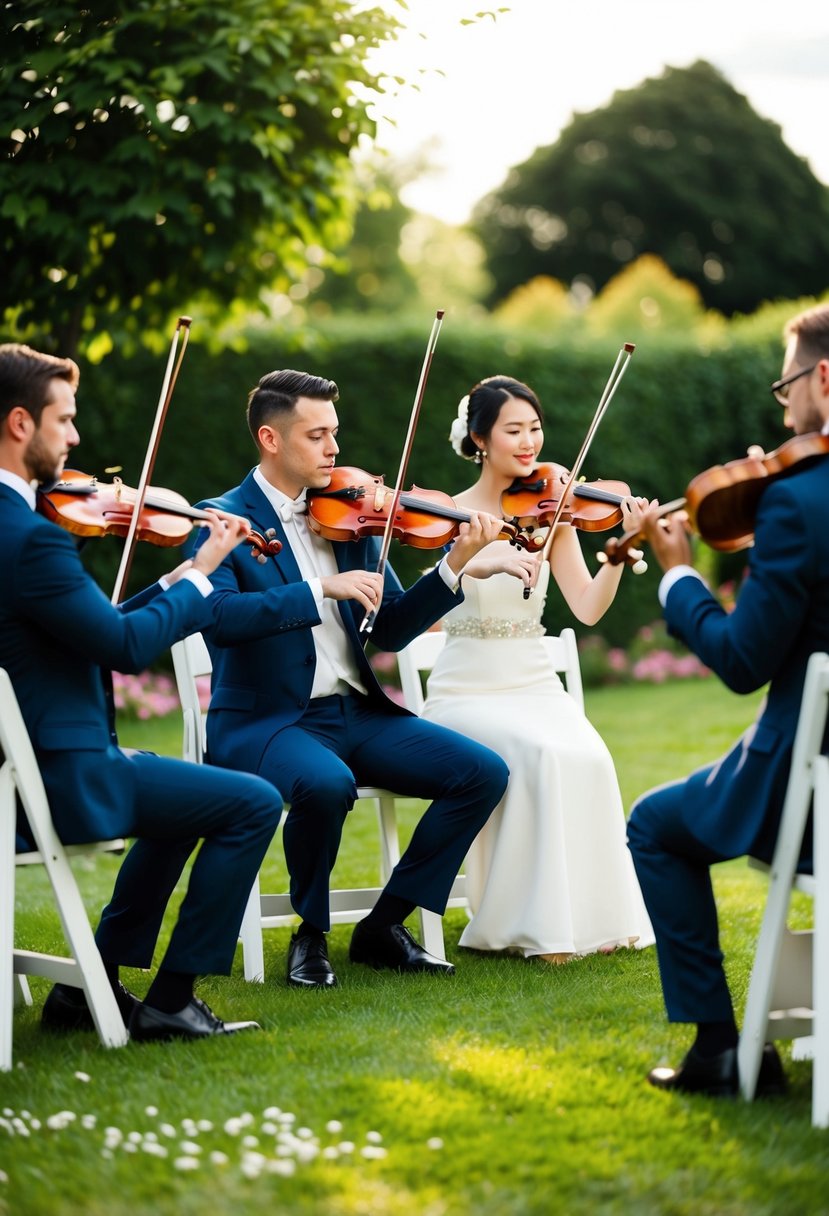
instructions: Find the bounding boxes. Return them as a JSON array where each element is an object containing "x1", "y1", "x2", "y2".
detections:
[{"x1": 278, "y1": 498, "x2": 307, "y2": 524}]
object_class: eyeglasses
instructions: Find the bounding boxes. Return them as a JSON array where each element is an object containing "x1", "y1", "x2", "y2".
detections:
[{"x1": 770, "y1": 363, "x2": 816, "y2": 406}]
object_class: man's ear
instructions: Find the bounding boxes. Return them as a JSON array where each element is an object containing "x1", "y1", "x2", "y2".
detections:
[
  {"x1": 258, "y1": 424, "x2": 280, "y2": 455},
  {"x1": 6, "y1": 405, "x2": 35, "y2": 442}
]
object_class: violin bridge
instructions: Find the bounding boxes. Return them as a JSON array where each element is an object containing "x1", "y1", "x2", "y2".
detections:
[{"x1": 373, "y1": 486, "x2": 386, "y2": 513}]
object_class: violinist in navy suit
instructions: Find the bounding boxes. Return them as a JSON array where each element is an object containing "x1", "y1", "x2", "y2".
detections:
[
  {"x1": 627, "y1": 303, "x2": 829, "y2": 1097},
  {"x1": 0, "y1": 343, "x2": 282, "y2": 1043},
  {"x1": 191, "y1": 368, "x2": 509, "y2": 988}
]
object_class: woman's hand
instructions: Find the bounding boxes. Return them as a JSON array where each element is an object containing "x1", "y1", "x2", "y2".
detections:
[{"x1": 463, "y1": 548, "x2": 543, "y2": 589}]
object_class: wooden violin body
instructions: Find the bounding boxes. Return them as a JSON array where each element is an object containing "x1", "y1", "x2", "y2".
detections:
[
  {"x1": 602, "y1": 432, "x2": 829, "y2": 569},
  {"x1": 500, "y1": 462, "x2": 633, "y2": 549},
  {"x1": 306, "y1": 466, "x2": 533, "y2": 550},
  {"x1": 38, "y1": 469, "x2": 281, "y2": 558}
]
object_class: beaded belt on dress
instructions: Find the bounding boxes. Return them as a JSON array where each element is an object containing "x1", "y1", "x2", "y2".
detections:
[{"x1": 443, "y1": 618, "x2": 545, "y2": 639}]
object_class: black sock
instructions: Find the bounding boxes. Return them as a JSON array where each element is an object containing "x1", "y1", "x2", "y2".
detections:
[
  {"x1": 363, "y1": 892, "x2": 416, "y2": 928},
  {"x1": 144, "y1": 969, "x2": 195, "y2": 1014},
  {"x1": 296, "y1": 921, "x2": 325, "y2": 940},
  {"x1": 693, "y1": 1020, "x2": 739, "y2": 1058}
]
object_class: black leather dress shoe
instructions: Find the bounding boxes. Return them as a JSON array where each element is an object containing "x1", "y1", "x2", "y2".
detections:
[
  {"x1": 648, "y1": 1042, "x2": 787, "y2": 1097},
  {"x1": 41, "y1": 981, "x2": 141, "y2": 1032},
  {"x1": 287, "y1": 932, "x2": 337, "y2": 988},
  {"x1": 349, "y1": 921, "x2": 455, "y2": 974},
  {"x1": 129, "y1": 995, "x2": 261, "y2": 1042}
]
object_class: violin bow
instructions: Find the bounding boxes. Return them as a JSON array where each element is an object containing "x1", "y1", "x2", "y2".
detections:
[
  {"x1": 524, "y1": 341, "x2": 635, "y2": 599},
  {"x1": 359, "y1": 308, "x2": 445, "y2": 635},
  {"x1": 110, "y1": 316, "x2": 192, "y2": 604}
]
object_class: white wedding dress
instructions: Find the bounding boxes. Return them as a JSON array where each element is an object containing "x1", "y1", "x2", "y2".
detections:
[{"x1": 421, "y1": 551, "x2": 654, "y2": 958}]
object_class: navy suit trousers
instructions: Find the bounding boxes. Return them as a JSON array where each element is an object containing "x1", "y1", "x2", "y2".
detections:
[
  {"x1": 627, "y1": 776, "x2": 736, "y2": 1024},
  {"x1": 257, "y1": 693, "x2": 509, "y2": 930},
  {"x1": 94, "y1": 752, "x2": 281, "y2": 975}
]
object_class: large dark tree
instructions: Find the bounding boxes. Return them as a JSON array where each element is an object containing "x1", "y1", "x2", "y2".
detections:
[
  {"x1": 0, "y1": 0, "x2": 401, "y2": 356},
  {"x1": 472, "y1": 60, "x2": 829, "y2": 315}
]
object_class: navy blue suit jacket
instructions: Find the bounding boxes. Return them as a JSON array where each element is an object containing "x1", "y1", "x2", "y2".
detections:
[
  {"x1": 0, "y1": 483, "x2": 218, "y2": 844},
  {"x1": 192, "y1": 471, "x2": 464, "y2": 774},
  {"x1": 662, "y1": 458, "x2": 829, "y2": 863}
]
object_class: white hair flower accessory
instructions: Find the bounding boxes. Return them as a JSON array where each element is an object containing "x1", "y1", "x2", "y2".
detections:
[{"x1": 449, "y1": 394, "x2": 470, "y2": 457}]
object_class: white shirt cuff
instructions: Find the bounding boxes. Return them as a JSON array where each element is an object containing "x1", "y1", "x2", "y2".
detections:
[
  {"x1": 308, "y1": 577, "x2": 324, "y2": 609},
  {"x1": 437, "y1": 556, "x2": 461, "y2": 594},
  {"x1": 658, "y1": 564, "x2": 705, "y2": 607}
]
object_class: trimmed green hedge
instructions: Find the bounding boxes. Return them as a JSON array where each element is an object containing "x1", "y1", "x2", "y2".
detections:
[{"x1": 74, "y1": 315, "x2": 789, "y2": 647}]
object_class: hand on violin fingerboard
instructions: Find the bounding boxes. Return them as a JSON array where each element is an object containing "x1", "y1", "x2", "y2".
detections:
[
  {"x1": 642, "y1": 506, "x2": 693, "y2": 572},
  {"x1": 189, "y1": 510, "x2": 252, "y2": 577},
  {"x1": 444, "y1": 512, "x2": 506, "y2": 576}
]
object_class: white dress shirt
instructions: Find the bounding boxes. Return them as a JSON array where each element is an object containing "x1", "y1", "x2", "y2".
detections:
[{"x1": 253, "y1": 467, "x2": 367, "y2": 697}]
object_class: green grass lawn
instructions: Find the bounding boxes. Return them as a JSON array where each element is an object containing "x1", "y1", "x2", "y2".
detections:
[{"x1": 3, "y1": 678, "x2": 826, "y2": 1216}]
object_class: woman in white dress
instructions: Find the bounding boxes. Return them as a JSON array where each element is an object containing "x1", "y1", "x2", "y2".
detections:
[{"x1": 421, "y1": 375, "x2": 655, "y2": 962}]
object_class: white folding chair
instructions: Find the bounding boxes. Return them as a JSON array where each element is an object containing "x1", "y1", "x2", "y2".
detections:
[
  {"x1": 738, "y1": 650, "x2": 829, "y2": 1127},
  {"x1": 171, "y1": 634, "x2": 447, "y2": 981},
  {"x1": 0, "y1": 668, "x2": 128, "y2": 1071},
  {"x1": 396, "y1": 626, "x2": 585, "y2": 918}
]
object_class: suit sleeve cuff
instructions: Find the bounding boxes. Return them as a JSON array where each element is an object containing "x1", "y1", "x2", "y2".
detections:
[{"x1": 658, "y1": 565, "x2": 705, "y2": 607}]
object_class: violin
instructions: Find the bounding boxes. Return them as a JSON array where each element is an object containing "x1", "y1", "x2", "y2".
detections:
[
  {"x1": 601, "y1": 431, "x2": 829, "y2": 569},
  {"x1": 500, "y1": 462, "x2": 634, "y2": 550},
  {"x1": 305, "y1": 466, "x2": 533, "y2": 551},
  {"x1": 38, "y1": 469, "x2": 282, "y2": 558}
]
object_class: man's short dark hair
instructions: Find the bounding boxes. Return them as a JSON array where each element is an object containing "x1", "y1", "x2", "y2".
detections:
[
  {"x1": 246, "y1": 369, "x2": 338, "y2": 447},
  {"x1": 0, "y1": 344, "x2": 79, "y2": 426}
]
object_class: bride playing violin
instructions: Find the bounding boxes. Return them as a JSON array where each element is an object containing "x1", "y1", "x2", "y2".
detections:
[{"x1": 421, "y1": 374, "x2": 655, "y2": 962}]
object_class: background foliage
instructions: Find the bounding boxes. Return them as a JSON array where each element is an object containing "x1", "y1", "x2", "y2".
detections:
[
  {"x1": 471, "y1": 61, "x2": 829, "y2": 316},
  {"x1": 0, "y1": 0, "x2": 400, "y2": 356}
]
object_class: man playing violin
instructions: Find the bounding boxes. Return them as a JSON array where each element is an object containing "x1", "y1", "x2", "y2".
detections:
[
  {"x1": 0, "y1": 343, "x2": 283, "y2": 1042},
  {"x1": 627, "y1": 302, "x2": 829, "y2": 1096},
  {"x1": 189, "y1": 368, "x2": 509, "y2": 988}
]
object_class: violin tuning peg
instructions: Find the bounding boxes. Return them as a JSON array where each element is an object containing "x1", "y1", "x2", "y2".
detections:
[
  {"x1": 631, "y1": 558, "x2": 648, "y2": 575},
  {"x1": 596, "y1": 551, "x2": 608, "y2": 565},
  {"x1": 746, "y1": 444, "x2": 766, "y2": 460},
  {"x1": 255, "y1": 551, "x2": 268, "y2": 564}
]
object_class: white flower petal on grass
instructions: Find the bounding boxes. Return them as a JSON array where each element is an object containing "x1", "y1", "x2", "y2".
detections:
[
  {"x1": 209, "y1": 1151, "x2": 229, "y2": 1166},
  {"x1": 100, "y1": 1149, "x2": 113, "y2": 1160},
  {"x1": 179, "y1": 1140, "x2": 201, "y2": 1155},
  {"x1": 427, "y1": 1136, "x2": 444, "y2": 1150},
  {"x1": 223, "y1": 1117, "x2": 243, "y2": 1136},
  {"x1": 0, "y1": 1170, "x2": 8, "y2": 1184},
  {"x1": 141, "y1": 1142, "x2": 168, "y2": 1158},
  {"x1": 46, "y1": 1111, "x2": 76, "y2": 1130},
  {"x1": 338, "y1": 1141, "x2": 355, "y2": 1154},
  {"x1": 80, "y1": 1115, "x2": 95, "y2": 1130},
  {"x1": 74, "y1": 1072, "x2": 90, "y2": 1083},
  {"x1": 267, "y1": 1159, "x2": 296, "y2": 1176},
  {"x1": 127, "y1": 1131, "x2": 142, "y2": 1144},
  {"x1": 261, "y1": 1121, "x2": 277, "y2": 1135},
  {"x1": 197, "y1": 1120, "x2": 213, "y2": 1132},
  {"x1": 325, "y1": 1119, "x2": 343, "y2": 1134},
  {"x1": 263, "y1": 1106, "x2": 281, "y2": 1118},
  {"x1": 296, "y1": 1127, "x2": 314, "y2": 1140},
  {"x1": 159, "y1": 1123, "x2": 177, "y2": 1138},
  {"x1": 241, "y1": 1134, "x2": 259, "y2": 1148},
  {"x1": 366, "y1": 1130, "x2": 383, "y2": 1144},
  {"x1": 278, "y1": 1112, "x2": 295, "y2": 1125},
  {"x1": 173, "y1": 1156, "x2": 200, "y2": 1171},
  {"x1": 322, "y1": 1146, "x2": 339, "y2": 1160},
  {"x1": 144, "y1": 1105, "x2": 158, "y2": 1117},
  {"x1": 122, "y1": 1143, "x2": 138, "y2": 1154},
  {"x1": 360, "y1": 1145, "x2": 388, "y2": 1159}
]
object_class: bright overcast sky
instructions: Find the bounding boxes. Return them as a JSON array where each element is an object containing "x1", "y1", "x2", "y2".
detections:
[{"x1": 363, "y1": 0, "x2": 829, "y2": 224}]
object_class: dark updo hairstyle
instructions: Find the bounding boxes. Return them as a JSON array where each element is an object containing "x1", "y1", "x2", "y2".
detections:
[{"x1": 459, "y1": 375, "x2": 543, "y2": 461}]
